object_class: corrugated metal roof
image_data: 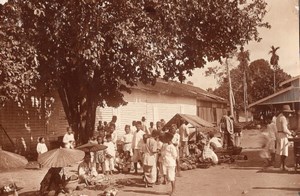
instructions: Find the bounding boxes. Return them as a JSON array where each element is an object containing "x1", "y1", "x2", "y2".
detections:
[
  {"x1": 249, "y1": 76, "x2": 300, "y2": 107},
  {"x1": 248, "y1": 86, "x2": 300, "y2": 107},
  {"x1": 131, "y1": 79, "x2": 226, "y2": 104},
  {"x1": 280, "y1": 75, "x2": 300, "y2": 87}
]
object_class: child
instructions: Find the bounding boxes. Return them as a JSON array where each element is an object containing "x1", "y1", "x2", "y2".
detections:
[
  {"x1": 161, "y1": 132, "x2": 177, "y2": 196},
  {"x1": 37, "y1": 137, "x2": 48, "y2": 155},
  {"x1": 115, "y1": 151, "x2": 132, "y2": 174},
  {"x1": 95, "y1": 136, "x2": 106, "y2": 174},
  {"x1": 122, "y1": 125, "x2": 133, "y2": 156},
  {"x1": 37, "y1": 137, "x2": 48, "y2": 168},
  {"x1": 103, "y1": 134, "x2": 116, "y2": 175}
]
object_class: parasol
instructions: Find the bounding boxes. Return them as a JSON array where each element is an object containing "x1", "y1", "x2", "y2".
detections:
[
  {"x1": 38, "y1": 147, "x2": 85, "y2": 168},
  {"x1": 0, "y1": 147, "x2": 28, "y2": 171},
  {"x1": 76, "y1": 143, "x2": 107, "y2": 152}
]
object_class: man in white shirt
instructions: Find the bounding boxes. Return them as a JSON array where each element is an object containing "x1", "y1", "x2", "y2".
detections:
[
  {"x1": 170, "y1": 124, "x2": 181, "y2": 177},
  {"x1": 141, "y1": 116, "x2": 149, "y2": 135},
  {"x1": 63, "y1": 127, "x2": 75, "y2": 149},
  {"x1": 132, "y1": 121, "x2": 145, "y2": 174},
  {"x1": 276, "y1": 105, "x2": 294, "y2": 171},
  {"x1": 122, "y1": 125, "x2": 133, "y2": 155},
  {"x1": 179, "y1": 119, "x2": 189, "y2": 158}
]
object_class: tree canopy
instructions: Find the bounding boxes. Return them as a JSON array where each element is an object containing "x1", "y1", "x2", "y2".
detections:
[
  {"x1": 0, "y1": 0, "x2": 270, "y2": 142},
  {"x1": 212, "y1": 59, "x2": 290, "y2": 112},
  {"x1": 0, "y1": 2, "x2": 39, "y2": 104}
]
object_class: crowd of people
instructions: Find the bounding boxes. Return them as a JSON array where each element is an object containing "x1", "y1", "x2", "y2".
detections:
[
  {"x1": 36, "y1": 105, "x2": 297, "y2": 195},
  {"x1": 53, "y1": 115, "x2": 238, "y2": 195},
  {"x1": 73, "y1": 116, "x2": 194, "y2": 196}
]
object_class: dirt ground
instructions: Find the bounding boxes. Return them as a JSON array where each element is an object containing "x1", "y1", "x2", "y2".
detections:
[{"x1": 1, "y1": 129, "x2": 300, "y2": 196}]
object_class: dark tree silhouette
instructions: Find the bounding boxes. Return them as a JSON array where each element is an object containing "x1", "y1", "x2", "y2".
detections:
[{"x1": 1, "y1": 0, "x2": 270, "y2": 143}]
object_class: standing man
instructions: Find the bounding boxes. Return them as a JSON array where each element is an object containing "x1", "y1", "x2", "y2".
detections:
[
  {"x1": 170, "y1": 124, "x2": 181, "y2": 177},
  {"x1": 220, "y1": 115, "x2": 234, "y2": 149},
  {"x1": 276, "y1": 104, "x2": 294, "y2": 171},
  {"x1": 179, "y1": 119, "x2": 189, "y2": 158},
  {"x1": 132, "y1": 121, "x2": 145, "y2": 174},
  {"x1": 141, "y1": 116, "x2": 149, "y2": 135},
  {"x1": 63, "y1": 127, "x2": 75, "y2": 149},
  {"x1": 148, "y1": 122, "x2": 155, "y2": 135}
]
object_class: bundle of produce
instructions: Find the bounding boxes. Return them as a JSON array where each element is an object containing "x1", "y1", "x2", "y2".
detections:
[
  {"x1": 197, "y1": 158, "x2": 212, "y2": 168},
  {"x1": 180, "y1": 155, "x2": 198, "y2": 170},
  {"x1": 218, "y1": 155, "x2": 234, "y2": 164},
  {"x1": 102, "y1": 188, "x2": 118, "y2": 196},
  {"x1": 0, "y1": 183, "x2": 20, "y2": 195}
]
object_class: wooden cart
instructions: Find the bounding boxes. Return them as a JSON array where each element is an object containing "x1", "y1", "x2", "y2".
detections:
[{"x1": 288, "y1": 137, "x2": 300, "y2": 171}]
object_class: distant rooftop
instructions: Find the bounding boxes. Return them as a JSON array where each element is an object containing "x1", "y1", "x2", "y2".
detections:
[{"x1": 132, "y1": 78, "x2": 226, "y2": 104}]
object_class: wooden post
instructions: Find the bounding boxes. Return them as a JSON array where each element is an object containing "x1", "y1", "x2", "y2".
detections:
[{"x1": 226, "y1": 59, "x2": 234, "y2": 120}]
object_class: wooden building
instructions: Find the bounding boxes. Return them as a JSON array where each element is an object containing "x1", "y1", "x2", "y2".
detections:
[
  {"x1": 249, "y1": 75, "x2": 300, "y2": 131},
  {"x1": 0, "y1": 79, "x2": 227, "y2": 151},
  {"x1": 96, "y1": 79, "x2": 227, "y2": 137}
]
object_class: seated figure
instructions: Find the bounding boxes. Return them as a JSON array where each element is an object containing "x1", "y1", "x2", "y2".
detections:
[
  {"x1": 78, "y1": 154, "x2": 98, "y2": 185},
  {"x1": 208, "y1": 132, "x2": 222, "y2": 151},
  {"x1": 40, "y1": 167, "x2": 68, "y2": 196}
]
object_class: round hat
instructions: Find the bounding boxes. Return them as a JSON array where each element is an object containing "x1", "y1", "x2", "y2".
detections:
[{"x1": 282, "y1": 104, "x2": 294, "y2": 113}]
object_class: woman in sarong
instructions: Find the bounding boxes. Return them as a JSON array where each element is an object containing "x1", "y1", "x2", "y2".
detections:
[{"x1": 141, "y1": 131, "x2": 158, "y2": 187}]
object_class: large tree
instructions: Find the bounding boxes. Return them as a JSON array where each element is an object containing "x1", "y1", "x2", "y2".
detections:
[
  {"x1": 1, "y1": 0, "x2": 270, "y2": 143},
  {"x1": 0, "y1": 3, "x2": 39, "y2": 104},
  {"x1": 213, "y1": 59, "x2": 290, "y2": 112}
]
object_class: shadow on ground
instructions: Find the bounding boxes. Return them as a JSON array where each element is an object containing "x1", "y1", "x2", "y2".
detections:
[
  {"x1": 256, "y1": 169, "x2": 300, "y2": 175},
  {"x1": 252, "y1": 187, "x2": 300, "y2": 192},
  {"x1": 19, "y1": 191, "x2": 39, "y2": 196},
  {"x1": 233, "y1": 148, "x2": 295, "y2": 168},
  {"x1": 122, "y1": 189, "x2": 169, "y2": 195},
  {"x1": 229, "y1": 167, "x2": 262, "y2": 171}
]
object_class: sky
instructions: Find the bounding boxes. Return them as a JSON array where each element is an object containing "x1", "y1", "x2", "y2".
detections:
[
  {"x1": 188, "y1": 0, "x2": 300, "y2": 90},
  {"x1": 1, "y1": 0, "x2": 299, "y2": 90}
]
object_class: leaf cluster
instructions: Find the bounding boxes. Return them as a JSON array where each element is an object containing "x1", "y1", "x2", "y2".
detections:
[{"x1": 1, "y1": 0, "x2": 270, "y2": 107}]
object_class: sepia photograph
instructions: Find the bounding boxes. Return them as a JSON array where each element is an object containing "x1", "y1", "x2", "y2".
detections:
[{"x1": 0, "y1": 0, "x2": 299, "y2": 195}]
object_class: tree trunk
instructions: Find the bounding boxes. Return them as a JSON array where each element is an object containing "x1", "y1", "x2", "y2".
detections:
[
  {"x1": 58, "y1": 75, "x2": 98, "y2": 144},
  {"x1": 77, "y1": 95, "x2": 97, "y2": 144}
]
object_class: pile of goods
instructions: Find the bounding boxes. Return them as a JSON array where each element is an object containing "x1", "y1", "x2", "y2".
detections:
[
  {"x1": 179, "y1": 154, "x2": 213, "y2": 170},
  {"x1": 179, "y1": 155, "x2": 198, "y2": 171},
  {"x1": 179, "y1": 135, "x2": 246, "y2": 170},
  {"x1": 0, "y1": 183, "x2": 19, "y2": 195},
  {"x1": 102, "y1": 188, "x2": 118, "y2": 196}
]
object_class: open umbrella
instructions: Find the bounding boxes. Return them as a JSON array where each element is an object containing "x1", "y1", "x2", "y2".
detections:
[
  {"x1": 0, "y1": 147, "x2": 28, "y2": 171},
  {"x1": 76, "y1": 143, "x2": 107, "y2": 152},
  {"x1": 38, "y1": 148, "x2": 85, "y2": 168}
]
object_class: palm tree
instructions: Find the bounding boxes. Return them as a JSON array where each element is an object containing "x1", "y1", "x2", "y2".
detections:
[
  {"x1": 269, "y1": 46, "x2": 280, "y2": 92},
  {"x1": 237, "y1": 47, "x2": 250, "y2": 122}
]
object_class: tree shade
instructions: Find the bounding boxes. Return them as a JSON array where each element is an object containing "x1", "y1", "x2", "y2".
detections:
[{"x1": 0, "y1": 0, "x2": 270, "y2": 142}]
